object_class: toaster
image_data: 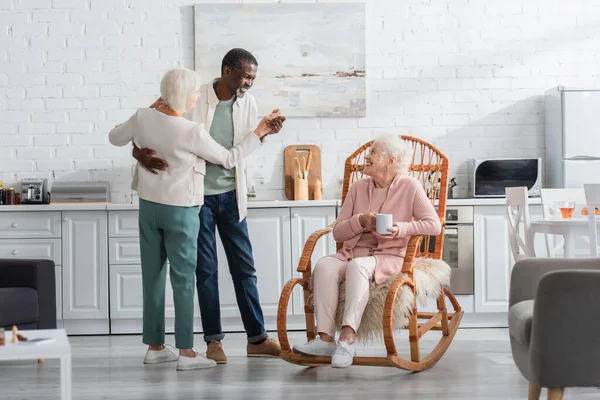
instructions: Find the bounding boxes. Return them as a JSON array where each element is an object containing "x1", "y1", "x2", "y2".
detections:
[{"x1": 20, "y1": 178, "x2": 51, "y2": 204}]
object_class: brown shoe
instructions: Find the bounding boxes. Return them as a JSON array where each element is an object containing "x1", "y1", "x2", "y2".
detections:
[
  {"x1": 247, "y1": 337, "x2": 281, "y2": 358},
  {"x1": 206, "y1": 341, "x2": 227, "y2": 364}
]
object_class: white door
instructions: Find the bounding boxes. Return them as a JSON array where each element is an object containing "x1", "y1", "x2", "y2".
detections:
[
  {"x1": 563, "y1": 160, "x2": 600, "y2": 188},
  {"x1": 109, "y1": 264, "x2": 144, "y2": 319},
  {"x1": 62, "y1": 211, "x2": 109, "y2": 320},
  {"x1": 563, "y1": 90, "x2": 600, "y2": 159},
  {"x1": 290, "y1": 207, "x2": 337, "y2": 315},
  {"x1": 214, "y1": 208, "x2": 292, "y2": 322},
  {"x1": 474, "y1": 205, "x2": 545, "y2": 313},
  {"x1": 109, "y1": 263, "x2": 201, "y2": 320}
]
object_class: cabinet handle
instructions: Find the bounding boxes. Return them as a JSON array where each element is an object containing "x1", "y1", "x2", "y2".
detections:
[
  {"x1": 292, "y1": 213, "x2": 299, "y2": 218},
  {"x1": 11, "y1": 222, "x2": 18, "y2": 228},
  {"x1": 11, "y1": 250, "x2": 18, "y2": 255},
  {"x1": 63, "y1": 217, "x2": 68, "y2": 222}
]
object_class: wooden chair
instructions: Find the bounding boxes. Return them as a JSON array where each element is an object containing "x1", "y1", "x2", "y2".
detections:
[
  {"x1": 276, "y1": 136, "x2": 463, "y2": 371},
  {"x1": 506, "y1": 186, "x2": 536, "y2": 261},
  {"x1": 583, "y1": 183, "x2": 600, "y2": 257}
]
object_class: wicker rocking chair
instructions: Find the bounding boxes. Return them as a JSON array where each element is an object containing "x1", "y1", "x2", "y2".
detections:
[{"x1": 276, "y1": 135, "x2": 464, "y2": 371}]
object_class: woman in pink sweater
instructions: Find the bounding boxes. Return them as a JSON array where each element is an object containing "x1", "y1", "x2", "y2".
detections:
[{"x1": 293, "y1": 135, "x2": 441, "y2": 368}]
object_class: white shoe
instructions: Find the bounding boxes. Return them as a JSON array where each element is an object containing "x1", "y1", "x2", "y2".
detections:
[
  {"x1": 143, "y1": 345, "x2": 178, "y2": 364},
  {"x1": 331, "y1": 341, "x2": 356, "y2": 368},
  {"x1": 293, "y1": 337, "x2": 337, "y2": 356},
  {"x1": 176, "y1": 352, "x2": 217, "y2": 371}
]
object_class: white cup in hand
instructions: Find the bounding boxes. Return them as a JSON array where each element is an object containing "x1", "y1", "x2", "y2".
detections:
[{"x1": 376, "y1": 214, "x2": 393, "y2": 235}]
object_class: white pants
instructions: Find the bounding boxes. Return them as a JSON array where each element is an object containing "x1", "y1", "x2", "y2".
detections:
[{"x1": 312, "y1": 256, "x2": 377, "y2": 338}]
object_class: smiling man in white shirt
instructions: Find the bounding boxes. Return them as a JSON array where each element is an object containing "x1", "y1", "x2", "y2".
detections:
[{"x1": 133, "y1": 49, "x2": 285, "y2": 364}]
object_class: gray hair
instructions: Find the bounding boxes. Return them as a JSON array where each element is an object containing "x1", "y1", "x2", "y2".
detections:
[
  {"x1": 160, "y1": 68, "x2": 201, "y2": 113},
  {"x1": 374, "y1": 135, "x2": 414, "y2": 176}
]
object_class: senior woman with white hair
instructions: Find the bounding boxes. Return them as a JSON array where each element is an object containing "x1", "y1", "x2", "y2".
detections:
[
  {"x1": 109, "y1": 68, "x2": 281, "y2": 371},
  {"x1": 293, "y1": 135, "x2": 442, "y2": 368}
]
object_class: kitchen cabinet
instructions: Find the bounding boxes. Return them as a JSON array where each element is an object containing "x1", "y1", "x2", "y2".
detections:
[
  {"x1": 290, "y1": 206, "x2": 337, "y2": 315},
  {"x1": 473, "y1": 205, "x2": 546, "y2": 313},
  {"x1": 61, "y1": 211, "x2": 109, "y2": 333},
  {"x1": 107, "y1": 211, "x2": 202, "y2": 329},
  {"x1": 216, "y1": 208, "x2": 293, "y2": 320},
  {"x1": 107, "y1": 207, "x2": 336, "y2": 332},
  {"x1": 7, "y1": 198, "x2": 560, "y2": 332},
  {"x1": 0, "y1": 212, "x2": 63, "y2": 322},
  {"x1": 109, "y1": 263, "x2": 199, "y2": 320},
  {"x1": 107, "y1": 208, "x2": 293, "y2": 331}
]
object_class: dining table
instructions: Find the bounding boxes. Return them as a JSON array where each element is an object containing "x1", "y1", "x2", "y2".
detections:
[{"x1": 530, "y1": 217, "x2": 599, "y2": 257}]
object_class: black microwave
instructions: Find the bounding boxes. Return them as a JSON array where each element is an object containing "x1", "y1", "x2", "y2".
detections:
[{"x1": 471, "y1": 158, "x2": 542, "y2": 197}]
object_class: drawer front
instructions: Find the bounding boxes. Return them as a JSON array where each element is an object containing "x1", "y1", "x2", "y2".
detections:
[
  {"x1": 109, "y1": 237, "x2": 140, "y2": 264},
  {"x1": 0, "y1": 239, "x2": 62, "y2": 264},
  {"x1": 0, "y1": 212, "x2": 61, "y2": 238},
  {"x1": 108, "y1": 211, "x2": 139, "y2": 237}
]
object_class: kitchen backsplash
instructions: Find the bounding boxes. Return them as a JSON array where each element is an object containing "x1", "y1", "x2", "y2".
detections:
[{"x1": 2, "y1": 0, "x2": 600, "y2": 203}]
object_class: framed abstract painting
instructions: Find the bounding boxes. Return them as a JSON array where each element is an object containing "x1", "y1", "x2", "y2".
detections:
[{"x1": 194, "y1": 3, "x2": 366, "y2": 118}]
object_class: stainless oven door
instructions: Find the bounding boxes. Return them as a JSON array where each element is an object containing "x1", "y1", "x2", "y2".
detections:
[{"x1": 443, "y1": 225, "x2": 474, "y2": 295}]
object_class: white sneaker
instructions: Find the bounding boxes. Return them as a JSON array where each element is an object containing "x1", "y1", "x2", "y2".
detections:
[
  {"x1": 293, "y1": 337, "x2": 337, "y2": 356},
  {"x1": 176, "y1": 352, "x2": 217, "y2": 371},
  {"x1": 143, "y1": 345, "x2": 178, "y2": 364},
  {"x1": 331, "y1": 341, "x2": 356, "y2": 368}
]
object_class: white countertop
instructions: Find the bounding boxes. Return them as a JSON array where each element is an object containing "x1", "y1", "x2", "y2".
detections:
[
  {"x1": 0, "y1": 203, "x2": 111, "y2": 211},
  {"x1": 0, "y1": 197, "x2": 541, "y2": 211},
  {"x1": 0, "y1": 200, "x2": 340, "y2": 211},
  {"x1": 446, "y1": 197, "x2": 542, "y2": 206}
]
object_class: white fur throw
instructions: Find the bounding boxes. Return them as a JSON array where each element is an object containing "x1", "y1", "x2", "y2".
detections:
[{"x1": 308, "y1": 257, "x2": 451, "y2": 344}]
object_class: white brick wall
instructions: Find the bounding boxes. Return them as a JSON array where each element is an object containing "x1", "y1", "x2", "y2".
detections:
[{"x1": 2, "y1": 0, "x2": 600, "y2": 202}]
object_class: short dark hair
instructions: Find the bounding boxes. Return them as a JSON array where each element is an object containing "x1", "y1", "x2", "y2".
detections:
[{"x1": 221, "y1": 48, "x2": 258, "y2": 74}]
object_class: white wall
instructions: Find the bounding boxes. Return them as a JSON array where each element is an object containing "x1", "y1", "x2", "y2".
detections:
[{"x1": 1, "y1": 0, "x2": 600, "y2": 202}]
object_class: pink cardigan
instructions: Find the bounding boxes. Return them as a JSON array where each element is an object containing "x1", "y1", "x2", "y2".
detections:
[{"x1": 331, "y1": 175, "x2": 441, "y2": 284}]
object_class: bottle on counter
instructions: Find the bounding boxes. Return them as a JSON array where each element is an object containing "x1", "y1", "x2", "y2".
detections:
[
  {"x1": 313, "y1": 179, "x2": 322, "y2": 200},
  {"x1": 4, "y1": 188, "x2": 15, "y2": 205}
]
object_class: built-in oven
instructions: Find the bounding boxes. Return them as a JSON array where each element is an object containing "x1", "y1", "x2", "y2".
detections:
[{"x1": 422, "y1": 206, "x2": 474, "y2": 295}]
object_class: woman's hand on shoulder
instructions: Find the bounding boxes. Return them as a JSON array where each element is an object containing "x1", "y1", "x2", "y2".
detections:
[{"x1": 149, "y1": 97, "x2": 165, "y2": 109}]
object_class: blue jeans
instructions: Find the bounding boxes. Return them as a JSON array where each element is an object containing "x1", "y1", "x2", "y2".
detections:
[{"x1": 196, "y1": 190, "x2": 267, "y2": 344}]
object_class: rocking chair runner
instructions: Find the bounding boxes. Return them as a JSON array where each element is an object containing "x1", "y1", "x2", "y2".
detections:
[{"x1": 276, "y1": 135, "x2": 464, "y2": 371}]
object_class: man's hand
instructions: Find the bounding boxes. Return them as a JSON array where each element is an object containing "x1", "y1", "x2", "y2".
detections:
[
  {"x1": 132, "y1": 144, "x2": 168, "y2": 174},
  {"x1": 255, "y1": 109, "x2": 286, "y2": 139},
  {"x1": 266, "y1": 109, "x2": 285, "y2": 134}
]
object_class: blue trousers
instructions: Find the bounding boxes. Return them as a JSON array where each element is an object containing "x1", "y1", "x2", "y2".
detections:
[{"x1": 196, "y1": 190, "x2": 267, "y2": 343}]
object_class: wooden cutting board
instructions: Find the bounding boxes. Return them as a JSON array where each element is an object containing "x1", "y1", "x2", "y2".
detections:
[{"x1": 284, "y1": 145, "x2": 322, "y2": 200}]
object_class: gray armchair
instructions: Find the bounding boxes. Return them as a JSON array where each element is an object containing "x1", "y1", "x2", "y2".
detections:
[
  {"x1": 0, "y1": 258, "x2": 57, "y2": 330},
  {"x1": 509, "y1": 258, "x2": 600, "y2": 400}
]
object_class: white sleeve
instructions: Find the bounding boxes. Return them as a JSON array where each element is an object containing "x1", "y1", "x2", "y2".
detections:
[
  {"x1": 189, "y1": 125, "x2": 261, "y2": 169},
  {"x1": 109, "y1": 111, "x2": 137, "y2": 147}
]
